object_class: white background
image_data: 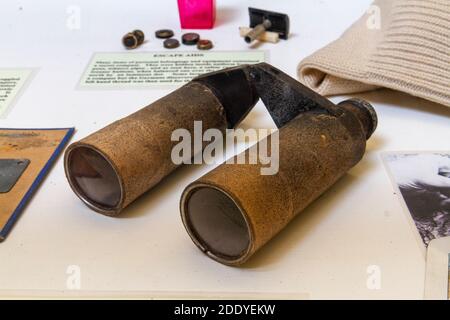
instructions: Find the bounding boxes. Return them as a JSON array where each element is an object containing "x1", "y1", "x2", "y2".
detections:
[{"x1": 0, "y1": 0, "x2": 449, "y2": 299}]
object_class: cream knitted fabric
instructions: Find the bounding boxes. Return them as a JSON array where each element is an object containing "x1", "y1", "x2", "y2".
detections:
[{"x1": 297, "y1": 0, "x2": 450, "y2": 107}]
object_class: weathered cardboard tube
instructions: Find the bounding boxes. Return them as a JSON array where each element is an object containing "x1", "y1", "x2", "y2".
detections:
[
  {"x1": 64, "y1": 65, "x2": 263, "y2": 216},
  {"x1": 180, "y1": 99, "x2": 377, "y2": 266},
  {"x1": 65, "y1": 82, "x2": 234, "y2": 216}
]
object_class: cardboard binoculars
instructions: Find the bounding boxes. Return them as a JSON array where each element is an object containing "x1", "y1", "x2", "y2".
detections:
[{"x1": 64, "y1": 63, "x2": 377, "y2": 266}]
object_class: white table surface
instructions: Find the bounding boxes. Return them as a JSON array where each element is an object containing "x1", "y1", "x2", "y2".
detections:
[{"x1": 0, "y1": 0, "x2": 449, "y2": 299}]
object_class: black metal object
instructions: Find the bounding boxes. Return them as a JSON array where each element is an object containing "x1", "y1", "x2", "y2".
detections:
[
  {"x1": 193, "y1": 63, "x2": 376, "y2": 131},
  {"x1": 246, "y1": 63, "x2": 335, "y2": 127},
  {"x1": 192, "y1": 65, "x2": 259, "y2": 128},
  {"x1": 0, "y1": 159, "x2": 30, "y2": 193},
  {"x1": 245, "y1": 7, "x2": 290, "y2": 43}
]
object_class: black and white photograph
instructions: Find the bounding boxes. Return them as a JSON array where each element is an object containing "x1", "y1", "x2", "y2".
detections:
[
  {"x1": 383, "y1": 153, "x2": 450, "y2": 246},
  {"x1": 424, "y1": 237, "x2": 450, "y2": 300}
]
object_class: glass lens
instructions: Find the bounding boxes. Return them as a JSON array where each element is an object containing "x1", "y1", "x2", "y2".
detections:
[
  {"x1": 67, "y1": 146, "x2": 122, "y2": 209},
  {"x1": 186, "y1": 187, "x2": 250, "y2": 258}
]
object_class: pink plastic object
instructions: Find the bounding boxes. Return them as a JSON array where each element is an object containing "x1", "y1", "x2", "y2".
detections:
[{"x1": 177, "y1": 0, "x2": 216, "y2": 29}]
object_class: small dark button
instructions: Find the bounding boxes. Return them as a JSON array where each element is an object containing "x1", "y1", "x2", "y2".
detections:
[
  {"x1": 132, "y1": 30, "x2": 145, "y2": 45},
  {"x1": 163, "y1": 38, "x2": 180, "y2": 49},
  {"x1": 182, "y1": 33, "x2": 200, "y2": 45},
  {"x1": 197, "y1": 39, "x2": 213, "y2": 50},
  {"x1": 122, "y1": 33, "x2": 138, "y2": 49},
  {"x1": 155, "y1": 29, "x2": 174, "y2": 39}
]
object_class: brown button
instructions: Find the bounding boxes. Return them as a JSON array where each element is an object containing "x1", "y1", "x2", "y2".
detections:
[
  {"x1": 197, "y1": 39, "x2": 213, "y2": 50},
  {"x1": 182, "y1": 33, "x2": 200, "y2": 45},
  {"x1": 132, "y1": 30, "x2": 145, "y2": 45},
  {"x1": 155, "y1": 29, "x2": 174, "y2": 39},
  {"x1": 163, "y1": 38, "x2": 180, "y2": 49},
  {"x1": 122, "y1": 32, "x2": 138, "y2": 49}
]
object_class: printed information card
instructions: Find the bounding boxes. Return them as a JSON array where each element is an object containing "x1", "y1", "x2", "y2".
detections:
[
  {"x1": 79, "y1": 51, "x2": 267, "y2": 89},
  {"x1": 0, "y1": 69, "x2": 33, "y2": 118}
]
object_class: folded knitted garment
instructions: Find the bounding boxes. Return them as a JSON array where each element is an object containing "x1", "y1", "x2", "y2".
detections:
[{"x1": 297, "y1": 0, "x2": 450, "y2": 107}]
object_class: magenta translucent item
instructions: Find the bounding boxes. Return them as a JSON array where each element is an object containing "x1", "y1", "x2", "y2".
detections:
[{"x1": 177, "y1": 0, "x2": 216, "y2": 29}]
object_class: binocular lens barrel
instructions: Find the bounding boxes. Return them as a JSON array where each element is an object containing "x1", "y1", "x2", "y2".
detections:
[
  {"x1": 64, "y1": 82, "x2": 236, "y2": 215},
  {"x1": 64, "y1": 65, "x2": 259, "y2": 215},
  {"x1": 65, "y1": 146, "x2": 123, "y2": 211},
  {"x1": 183, "y1": 186, "x2": 251, "y2": 259},
  {"x1": 181, "y1": 99, "x2": 377, "y2": 266}
]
